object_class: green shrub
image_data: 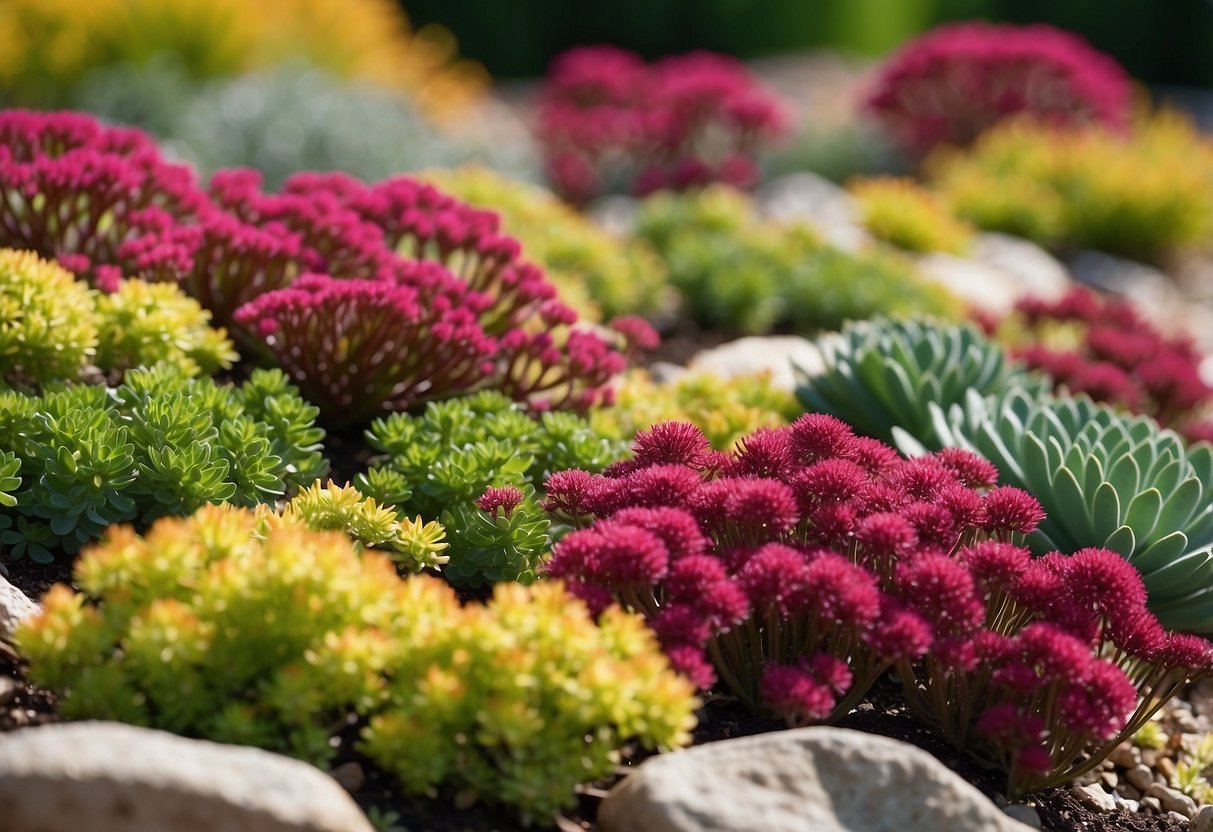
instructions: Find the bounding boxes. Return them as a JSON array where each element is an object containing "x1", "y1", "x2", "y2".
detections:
[
  {"x1": 0, "y1": 363, "x2": 325, "y2": 563},
  {"x1": 354, "y1": 391, "x2": 625, "y2": 585},
  {"x1": 16, "y1": 505, "x2": 698, "y2": 824},
  {"x1": 929, "y1": 390, "x2": 1213, "y2": 632},
  {"x1": 795, "y1": 317, "x2": 1048, "y2": 448},
  {"x1": 849, "y1": 176, "x2": 973, "y2": 254},
  {"x1": 634, "y1": 186, "x2": 962, "y2": 335},
  {"x1": 0, "y1": 249, "x2": 98, "y2": 388}
]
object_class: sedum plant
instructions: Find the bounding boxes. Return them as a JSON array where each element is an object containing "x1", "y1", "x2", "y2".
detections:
[
  {"x1": 543, "y1": 418, "x2": 1213, "y2": 797},
  {"x1": 354, "y1": 390, "x2": 626, "y2": 586},
  {"x1": 928, "y1": 389, "x2": 1213, "y2": 633},
  {"x1": 848, "y1": 176, "x2": 972, "y2": 254},
  {"x1": 422, "y1": 165, "x2": 667, "y2": 320},
  {"x1": 795, "y1": 317, "x2": 1048, "y2": 449},
  {"x1": 863, "y1": 21, "x2": 1132, "y2": 158},
  {"x1": 929, "y1": 112, "x2": 1213, "y2": 260},
  {"x1": 634, "y1": 187, "x2": 961, "y2": 336},
  {"x1": 0, "y1": 363, "x2": 325, "y2": 563},
  {"x1": 16, "y1": 505, "x2": 697, "y2": 824},
  {"x1": 593, "y1": 368, "x2": 800, "y2": 452},
  {"x1": 276, "y1": 480, "x2": 448, "y2": 573},
  {"x1": 0, "y1": 249, "x2": 98, "y2": 388}
]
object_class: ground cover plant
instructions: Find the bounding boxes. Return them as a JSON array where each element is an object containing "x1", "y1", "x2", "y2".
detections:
[
  {"x1": 863, "y1": 21, "x2": 1132, "y2": 159},
  {"x1": 633, "y1": 186, "x2": 963, "y2": 335},
  {"x1": 929, "y1": 112, "x2": 1213, "y2": 260},
  {"x1": 0, "y1": 110, "x2": 641, "y2": 428},
  {"x1": 542, "y1": 417, "x2": 1213, "y2": 796},
  {"x1": 15, "y1": 505, "x2": 698, "y2": 825},
  {"x1": 848, "y1": 176, "x2": 973, "y2": 254},
  {"x1": 994, "y1": 287, "x2": 1213, "y2": 442},
  {"x1": 535, "y1": 46, "x2": 789, "y2": 203}
]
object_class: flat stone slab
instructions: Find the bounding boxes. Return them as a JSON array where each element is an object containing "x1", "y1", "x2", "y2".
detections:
[{"x1": 0, "y1": 721, "x2": 375, "y2": 832}]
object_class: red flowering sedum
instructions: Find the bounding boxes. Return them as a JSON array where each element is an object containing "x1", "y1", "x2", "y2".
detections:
[
  {"x1": 543, "y1": 416, "x2": 1213, "y2": 795},
  {"x1": 536, "y1": 46, "x2": 788, "y2": 202},
  {"x1": 0, "y1": 110, "x2": 640, "y2": 426},
  {"x1": 863, "y1": 22, "x2": 1132, "y2": 157}
]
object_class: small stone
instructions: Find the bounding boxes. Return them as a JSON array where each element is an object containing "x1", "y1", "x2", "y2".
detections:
[
  {"x1": 1143, "y1": 750, "x2": 1159, "y2": 767},
  {"x1": 1158, "y1": 757, "x2": 1178, "y2": 781},
  {"x1": 328, "y1": 762, "x2": 364, "y2": 794},
  {"x1": 1127, "y1": 765, "x2": 1156, "y2": 792},
  {"x1": 1172, "y1": 811, "x2": 1193, "y2": 823},
  {"x1": 1146, "y1": 783, "x2": 1198, "y2": 818},
  {"x1": 1190, "y1": 804, "x2": 1213, "y2": 832},
  {"x1": 1109, "y1": 742, "x2": 1140, "y2": 769},
  {"x1": 1116, "y1": 783, "x2": 1142, "y2": 801},
  {"x1": 1003, "y1": 804, "x2": 1042, "y2": 829},
  {"x1": 1119, "y1": 798, "x2": 1140, "y2": 813},
  {"x1": 1100, "y1": 771, "x2": 1118, "y2": 790},
  {"x1": 1142, "y1": 796, "x2": 1163, "y2": 813},
  {"x1": 0, "y1": 676, "x2": 17, "y2": 707},
  {"x1": 0, "y1": 574, "x2": 39, "y2": 642},
  {"x1": 1071, "y1": 784, "x2": 1116, "y2": 813}
]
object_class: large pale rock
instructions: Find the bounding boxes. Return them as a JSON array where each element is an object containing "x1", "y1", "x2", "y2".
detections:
[
  {"x1": 754, "y1": 172, "x2": 871, "y2": 252},
  {"x1": 0, "y1": 573, "x2": 39, "y2": 642},
  {"x1": 689, "y1": 335, "x2": 823, "y2": 391},
  {"x1": 969, "y1": 233, "x2": 1071, "y2": 302},
  {"x1": 598, "y1": 727, "x2": 1033, "y2": 832},
  {"x1": 0, "y1": 721, "x2": 375, "y2": 832},
  {"x1": 915, "y1": 253, "x2": 1021, "y2": 315}
]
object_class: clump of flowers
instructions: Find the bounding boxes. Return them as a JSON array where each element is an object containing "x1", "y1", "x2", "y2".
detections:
[
  {"x1": 863, "y1": 21, "x2": 1132, "y2": 158},
  {"x1": 536, "y1": 46, "x2": 789, "y2": 203},
  {"x1": 929, "y1": 111, "x2": 1213, "y2": 259},
  {"x1": 16, "y1": 505, "x2": 697, "y2": 825},
  {"x1": 0, "y1": 248, "x2": 98, "y2": 388},
  {"x1": 849, "y1": 176, "x2": 973, "y2": 254},
  {"x1": 354, "y1": 390, "x2": 626, "y2": 585},
  {"x1": 543, "y1": 416, "x2": 1213, "y2": 795},
  {"x1": 0, "y1": 111, "x2": 640, "y2": 426},
  {"x1": 0, "y1": 363, "x2": 326, "y2": 563},
  {"x1": 992, "y1": 287, "x2": 1213, "y2": 441}
]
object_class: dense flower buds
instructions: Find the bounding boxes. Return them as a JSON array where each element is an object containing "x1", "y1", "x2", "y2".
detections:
[
  {"x1": 544, "y1": 415, "x2": 1212, "y2": 796},
  {"x1": 536, "y1": 46, "x2": 788, "y2": 202},
  {"x1": 864, "y1": 22, "x2": 1132, "y2": 157}
]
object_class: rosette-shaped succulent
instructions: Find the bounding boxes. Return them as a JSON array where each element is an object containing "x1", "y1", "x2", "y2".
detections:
[
  {"x1": 930, "y1": 389, "x2": 1213, "y2": 632},
  {"x1": 795, "y1": 317, "x2": 1048, "y2": 449}
]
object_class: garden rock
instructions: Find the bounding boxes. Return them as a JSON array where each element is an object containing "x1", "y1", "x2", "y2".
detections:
[
  {"x1": 0, "y1": 573, "x2": 39, "y2": 642},
  {"x1": 689, "y1": 335, "x2": 823, "y2": 391},
  {"x1": 0, "y1": 721, "x2": 375, "y2": 832},
  {"x1": 1191, "y1": 804, "x2": 1213, "y2": 832},
  {"x1": 754, "y1": 172, "x2": 870, "y2": 252},
  {"x1": 597, "y1": 726, "x2": 1034, "y2": 832},
  {"x1": 969, "y1": 233, "x2": 1071, "y2": 302},
  {"x1": 1071, "y1": 784, "x2": 1116, "y2": 813}
]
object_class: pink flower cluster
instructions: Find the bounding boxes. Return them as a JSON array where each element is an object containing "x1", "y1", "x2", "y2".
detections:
[
  {"x1": 536, "y1": 46, "x2": 789, "y2": 203},
  {"x1": 1001, "y1": 287, "x2": 1213, "y2": 441},
  {"x1": 863, "y1": 22, "x2": 1132, "y2": 158},
  {"x1": 0, "y1": 110, "x2": 646, "y2": 426},
  {"x1": 543, "y1": 416, "x2": 1213, "y2": 795}
]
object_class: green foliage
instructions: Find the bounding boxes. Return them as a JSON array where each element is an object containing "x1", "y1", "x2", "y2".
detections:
[
  {"x1": 928, "y1": 389, "x2": 1213, "y2": 632},
  {"x1": 930, "y1": 113, "x2": 1213, "y2": 260},
  {"x1": 279, "y1": 480, "x2": 448, "y2": 572},
  {"x1": 795, "y1": 317, "x2": 1048, "y2": 449},
  {"x1": 16, "y1": 506, "x2": 697, "y2": 825},
  {"x1": 355, "y1": 391, "x2": 625, "y2": 585},
  {"x1": 422, "y1": 165, "x2": 668, "y2": 321},
  {"x1": 93, "y1": 278, "x2": 237, "y2": 377},
  {"x1": 0, "y1": 363, "x2": 326, "y2": 563},
  {"x1": 849, "y1": 176, "x2": 973, "y2": 254},
  {"x1": 0, "y1": 249, "x2": 98, "y2": 388},
  {"x1": 634, "y1": 186, "x2": 961, "y2": 335},
  {"x1": 594, "y1": 368, "x2": 800, "y2": 451}
]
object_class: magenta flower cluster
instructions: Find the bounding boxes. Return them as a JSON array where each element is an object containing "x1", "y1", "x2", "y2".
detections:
[
  {"x1": 542, "y1": 417, "x2": 1213, "y2": 795},
  {"x1": 536, "y1": 46, "x2": 788, "y2": 203},
  {"x1": 863, "y1": 22, "x2": 1132, "y2": 157},
  {"x1": 1001, "y1": 287, "x2": 1213, "y2": 442},
  {"x1": 0, "y1": 110, "x2": 648, "y2": 426}
]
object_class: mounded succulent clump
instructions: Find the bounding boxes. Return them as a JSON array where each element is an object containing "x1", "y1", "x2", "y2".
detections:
[
  {"x1": 849, "y1": 176, "x2": 973, "y2": 254},
  {"x1": 543, "y1": 417, "x2": 1213, "y2": 796},
  {"x1": 17, "y1": 505, "x2": 698, "y2": 824}
]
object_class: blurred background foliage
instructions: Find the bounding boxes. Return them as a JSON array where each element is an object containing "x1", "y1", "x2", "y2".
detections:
[{"x1": 399, "y1": 0, "x2": 1213, "y2": 88}]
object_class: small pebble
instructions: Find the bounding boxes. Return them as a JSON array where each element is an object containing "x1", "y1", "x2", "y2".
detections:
[
  {"x1": 1117, "y1": 783, "x2": 1142, "y2": 801},
  {"x1": 1143, "y1": 750, "x2": 1159, "y2": 767},
  {"x1": 0, "y1": 676, "x2": 16, "y2": 707},
  {"x1": 1003, "y1": 804, "x2": 1042, "y2": 829},
  {"x1": 1127, "y1": 765, "x2": 1155, "y2": 792},
  {"x1": 1142, "y1": 796, "x2": 1163, "y2": 813},
  {"x1": 1109, "y1": 742, "x2": 1140, "y2": 768},
  {"x1": 1071, "y1": 784, "x2": 1116, "y2": 813},
  {"x1": 1158, "y1": 756, "x2": 1178, "y2": 781},
  {"x1": 1100, "y1": 771, "x2": 1118, "y2": 790},
  {"x1": 1146, "y1": 783, "x2": 1198, "y2": 819},
  {"x1": 1191, "y1": 804, "x2": 1213, "y2": 832},
  {"x1": 1171, "y1": 810, "x2": 1193, "y2": 824}
]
